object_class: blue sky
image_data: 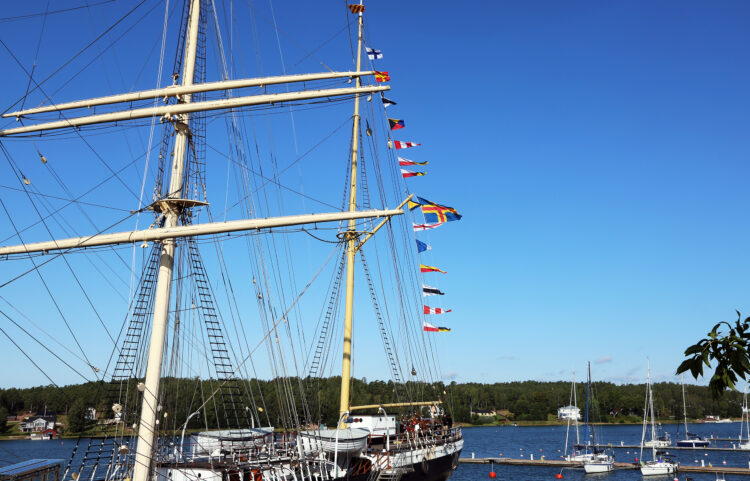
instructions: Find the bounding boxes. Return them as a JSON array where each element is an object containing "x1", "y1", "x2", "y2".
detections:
[{"x1": 0, "y1": 1, "x2": 749, "y2": 389}]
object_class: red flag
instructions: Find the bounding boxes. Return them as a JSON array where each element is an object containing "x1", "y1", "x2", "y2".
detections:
[
  {"x1": 401, "y1": 168, "x2": 425, "y2": 178},
  {"x1": 423, "y1": 321, "x2": 439, "y2": 332},
  {"x1": 348, "y1": 4, "x2": 365, "y2": 13},
  {"x1": 420, "y1": 264, "x2": 446, "y2": 274},
  {"x1": 392, "y1": 141, "x2": 420, "y2": 149},
  {"x1": 398, "y1": 156, "x2": 427, "y2": 166}
]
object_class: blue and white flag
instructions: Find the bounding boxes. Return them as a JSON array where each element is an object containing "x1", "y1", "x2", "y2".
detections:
[
  {"x1": 416, "y1": 239, "x2": 431, "y2": 253},
  {"x1": 366, "y1": 46, "x2": 383, "y2": 60}
]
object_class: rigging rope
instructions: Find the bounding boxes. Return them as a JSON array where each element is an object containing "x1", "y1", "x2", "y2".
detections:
[
  {"x1": 1, "y1": 0, "x2": 150, "y2": 116},
  {"x1": 0, "y1": 0, "x2": 116, "y2": 24}
]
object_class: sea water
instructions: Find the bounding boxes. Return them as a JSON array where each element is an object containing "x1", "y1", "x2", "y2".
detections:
[
  {"x1": 2, "y1": 423, "x2": 749, "y2": 480},
  {"x1": 454, "y1": 423, "x2": 750, "y2": 480}
]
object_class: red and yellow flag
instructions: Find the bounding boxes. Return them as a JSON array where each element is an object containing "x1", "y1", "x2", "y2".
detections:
[
  {"x1": 374, "y1": 71, "x2": 390, "y2": 83},
  {"x1": 420, "y1": 264, "x2": 446, "y2": 274},
  {"x1": 348, "y1": 4, "x2": 365, "y2": 14}
]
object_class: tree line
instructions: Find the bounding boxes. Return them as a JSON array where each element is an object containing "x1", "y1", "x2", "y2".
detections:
[{"x1": 0, "y1": 377, "x2": 743, "y2": 432}]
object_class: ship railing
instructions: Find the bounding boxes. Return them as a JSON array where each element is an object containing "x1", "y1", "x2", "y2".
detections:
[{"x1": 363, "y1": 425, "x2": 461, "y2": 457}]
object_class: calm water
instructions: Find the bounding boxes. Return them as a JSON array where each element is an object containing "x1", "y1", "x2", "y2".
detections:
[
  {"x1": 2, "y1": 423, "x2": 750, "y2": 480},
  {"x1": 454, "y1": 423, "x2": 750, "y2": 481}
]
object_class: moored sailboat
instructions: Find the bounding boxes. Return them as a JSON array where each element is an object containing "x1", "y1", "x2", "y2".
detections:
[
  {"x1": 738, "y1": 387, "x2": 750, "y2": 450},
  {"x1": 580, "y1": 363, "x2": 614, "y2": 474},
  {"x1": 640, "y1": 360, "x2": 678, "y2": 476},
  {"x1": 676, "y1": 376, "x2": 710, "y2": 448},
  {"x1": 563, "y1": 371, "x2": 594, "y2": 464}
]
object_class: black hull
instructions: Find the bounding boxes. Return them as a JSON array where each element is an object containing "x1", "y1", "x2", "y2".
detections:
[
  {"x1": 340, "y1": 449, "x2": 462, "y2": 481},
  {"x1": 401, "y1": 449, "x2": 462, "y2": 481}
]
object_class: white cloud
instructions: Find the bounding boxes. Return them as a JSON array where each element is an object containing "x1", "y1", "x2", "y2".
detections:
[
  {"x1": 595, "y1": 355, "x2": 613, "y2": 364},
  {"x1": 442, "y1": 371, "x2": 458, "y2": 380}
]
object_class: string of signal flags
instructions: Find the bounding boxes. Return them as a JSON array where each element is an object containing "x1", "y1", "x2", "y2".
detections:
[{"x1": 351, "y1": 3, "x2": 464, "y2": 334}]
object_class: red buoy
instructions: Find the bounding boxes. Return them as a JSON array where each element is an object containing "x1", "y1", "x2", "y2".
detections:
[
  {"x1": 489, "y1": 472, "x2": 497, "y2": 479},
  {"x1": 556, "y1": 474, "x2": 564, "y2": 479}
]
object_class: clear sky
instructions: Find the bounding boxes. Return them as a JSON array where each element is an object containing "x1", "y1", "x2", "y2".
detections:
[{"x1": 0, "y1": 1, "x2": 749, "y2": 389}]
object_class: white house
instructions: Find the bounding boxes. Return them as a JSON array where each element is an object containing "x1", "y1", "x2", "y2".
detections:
[
  {"x1": 19, "y1": 415, "x2": 56, "y2": 432},
  {"x1": 470, "y1": 409, "x2": 496, "y2": 417},
  {"x1": 557, "y1": 405, "x2": 581, "y2": 421}
]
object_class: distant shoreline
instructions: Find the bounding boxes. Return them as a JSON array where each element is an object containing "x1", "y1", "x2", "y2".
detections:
[{"x1": 0, "y1": 419, "x2": 729, "y2": 441}]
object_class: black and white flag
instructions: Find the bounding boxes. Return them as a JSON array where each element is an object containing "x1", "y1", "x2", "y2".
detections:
[
  {"x1": 381, "y1": 96, "x2": 397, "y2": 108},
  {"x1": 423, "y1": 284, "x2": 445, "y2": 296}
]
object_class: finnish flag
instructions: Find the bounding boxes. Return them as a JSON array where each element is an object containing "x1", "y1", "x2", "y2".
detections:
[{"x1": 366, "y1": 46, "x2": 383, "y2": 60}]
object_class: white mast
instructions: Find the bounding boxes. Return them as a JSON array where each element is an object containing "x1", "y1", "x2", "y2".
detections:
[
  {"x1": 741, "y1": 387, "x2": 748, "y2": 443},
  {"x1": 648, "y1": 360, "x2": 656, "y2": 446},
  {"x1": 563, "y1": 370, "x2": 578, "y2": 458},
  {"x1": 639, "y1": 359, "x2": 656, "y2": 462},
  {"x1": 132, "y1": 0, "x2": 202, "y2": 478},
  {"x1": 573, "y1": 370, "x2": 580, "y2": 444},
  {"x1": 681, "y1": 374, "x2": 688, "y2": 437}
]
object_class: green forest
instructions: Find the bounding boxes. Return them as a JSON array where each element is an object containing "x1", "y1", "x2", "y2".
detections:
[{"x1": 0, "y1": 377, "x2": 743, "y2": 432}]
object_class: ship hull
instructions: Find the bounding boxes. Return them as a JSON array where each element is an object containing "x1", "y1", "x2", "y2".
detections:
[
  {"x1": 676, "y1": 440, "x2": 709, "y2": 447},
  {"x1": 641, "y1": 462, "x2": 678, "y2": 476},
  {"x1": 340, "y1": 447, "x2": 462, "y2": 481},
  {"x1": 401, "y1": 448, "x2": 462, "y2": 481}
]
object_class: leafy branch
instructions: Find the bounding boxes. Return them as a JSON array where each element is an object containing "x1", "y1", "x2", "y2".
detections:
[{"x1": 677, "y1": 311, "x2": 750, "y2": 398}]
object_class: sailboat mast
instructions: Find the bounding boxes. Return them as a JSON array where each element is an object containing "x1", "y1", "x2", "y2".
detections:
[
  {"x1": 338, "y1": 0, "x2": 365, "y2": 424},
  {"x1": 132, "y1": 0, "x2": 201, "y2": 479},
  {"x1": 742, "y1": 387, "x2": 748, "y2": 442},
  {"x1": 682, "y1": 374, "x2": 688, "y2": 435},
  {"x1": 585, "y1": 362, "x2": 590, "y2": 451},
  {"x1": 573, "y1": 370, "x2": 580, "y2": 444},
  {"x1": 648, "y1": 360, "x2": 656, "y2": 443}
]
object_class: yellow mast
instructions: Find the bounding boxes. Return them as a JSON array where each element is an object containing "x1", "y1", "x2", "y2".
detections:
[{"x1": 339, "y1": 0, "x2": 365, "y2": 426}]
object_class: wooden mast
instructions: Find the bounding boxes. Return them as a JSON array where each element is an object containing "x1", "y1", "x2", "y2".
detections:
[
  {"x1": 339, "y1": 0, "x2": 365, "y2": 425},
  {"x1": 131, "y1": 0, "x2": 201, "y2": 478}
]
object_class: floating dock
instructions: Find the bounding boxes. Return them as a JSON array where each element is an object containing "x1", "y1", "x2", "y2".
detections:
[
  {"x1": 591, "y1": 444, "x2": 747, "y2": 452},
  {"x1": 460, "y1": 458, "x2": 750, "y2": 475}
]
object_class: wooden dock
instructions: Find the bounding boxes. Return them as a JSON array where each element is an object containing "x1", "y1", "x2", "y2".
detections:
[{"x1": 459, "y1": 458, "x2": 750, "y2": 475}]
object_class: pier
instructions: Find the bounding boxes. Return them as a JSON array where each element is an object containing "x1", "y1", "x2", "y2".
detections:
[
  {"x1": 460, "y1": 458, "x2": 750, "y2": 475},
  {"x1": 590, "y1": 443, "x2": 749, "y2": 452}
]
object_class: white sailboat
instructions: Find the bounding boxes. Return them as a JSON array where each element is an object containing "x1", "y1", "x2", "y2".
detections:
[
  {"x1": 563, "y1": 371, "x2": 594, "y2": 463},
  {"x1": 640, "y1": 361, "x2": 678, "y2": 476},
  {"x1": 581, "y1": 363, "x2": 614, "y2": 474},
  {"x1": 0, "y1": 2, "x2": 462, "y2": 481},
  {"x1": 738, "y1": 387, "x2": 750, "y2": 450},
  {"x1": 676, "y1": 376, "x2": 710, "y2": 448}
]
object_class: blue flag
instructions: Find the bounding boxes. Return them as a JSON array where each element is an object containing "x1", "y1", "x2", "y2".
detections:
[{"x1": 416, "y1": 240, "x2": 431, "y2": 253}]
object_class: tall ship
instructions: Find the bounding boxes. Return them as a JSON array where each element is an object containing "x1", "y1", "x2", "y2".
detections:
[{"x1": 0, "y1": 1, "x2": 463, "y2": 480}]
